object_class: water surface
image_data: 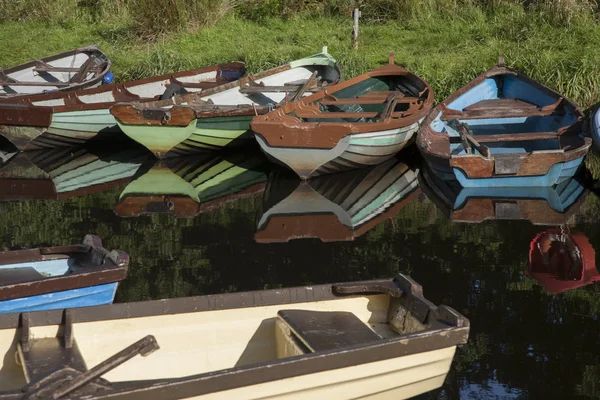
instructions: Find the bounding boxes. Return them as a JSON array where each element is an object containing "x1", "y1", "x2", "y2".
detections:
[{"x1": 1, "y1": 140, "x2": 599, "y2": 399}]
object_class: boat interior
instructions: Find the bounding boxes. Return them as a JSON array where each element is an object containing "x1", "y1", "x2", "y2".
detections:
[
  {"x1": 0, "y1": 50, "x2": 109, "y2": 96},
  {"x1": 428, "y1": 73, "x2": 584, "y2": 156},
  {"x1": 0, "y1": 282, "x2": 456, "y2": 392},
  {"x1": 289, "y1": 75, "x2": 430, "y2": 124},
  {"x1": 0, "y1": 244, "x2": 109, "y2": 287},
  {"x1": 199, "y1": 64, "x2": 340, "y2": 108}
]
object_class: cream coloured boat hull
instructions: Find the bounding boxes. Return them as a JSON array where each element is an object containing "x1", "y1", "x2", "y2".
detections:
[{"x1": 0, "y1": 275, "x2": 468, "y2": 399}]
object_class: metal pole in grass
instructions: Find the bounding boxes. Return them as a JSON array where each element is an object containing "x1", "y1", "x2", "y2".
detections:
[{"x1": 353, "y1": 8, "x2": 360, "y2": 50}]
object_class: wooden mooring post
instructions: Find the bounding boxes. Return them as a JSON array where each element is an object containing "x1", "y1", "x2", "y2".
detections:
[{"x1": 353, "y1": 8, "x2": 360, "y2": 49}]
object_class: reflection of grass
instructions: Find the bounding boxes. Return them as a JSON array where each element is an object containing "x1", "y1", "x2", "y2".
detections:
[{"x1": 2, "y1": 3, "x2": 600, "y2": 108}]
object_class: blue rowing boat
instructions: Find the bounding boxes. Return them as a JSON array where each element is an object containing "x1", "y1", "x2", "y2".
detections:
[
  {"x1": 0, "y1": 235, "x2": 128, "y2": 313},
  {"x1": 418, "y1": 57, "x2": 591, "y2": 188}
]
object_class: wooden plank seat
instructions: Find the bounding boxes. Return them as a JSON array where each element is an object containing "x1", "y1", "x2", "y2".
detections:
[
  {"x1": 441, "y1": 97, "x2": 565, "y2": 121},
  {"x1": 239, "y1": 85, "x2": 325, "y2": 94},
  {"x1": 0, "y1": 80, "x2": 71, "y2": 87},
  {"x1": 460, "y1": 131, "x2": 561, "y2": 143},
  {"x1": 320, "y1": 96, "x2": 419, "y2": 106},
  {"x1": 170, "y1": 77, "x2": 219, "y2": 89},
  {"x1": 294, "y1": 110, "x2": 417, "y2": 119},
  {"x1": 33, "y1": 60, "x2": 82, "y2": 73},
  {"x1": 277, "y1": 310, "x2": 381, "y2": 352}
]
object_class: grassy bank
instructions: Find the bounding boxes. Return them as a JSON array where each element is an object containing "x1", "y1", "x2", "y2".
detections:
[{"x1": 1, "y1": 1, "x2": 600, "y2": 110}]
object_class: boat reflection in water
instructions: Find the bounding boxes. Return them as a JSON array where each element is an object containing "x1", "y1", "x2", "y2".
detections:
[
  {"x1": 0, "y1": 146, "x2": 55, "y2": 200},
  {"x1": 418, "y1": 163, "x2": 587, "y2": 225},
  {"x1": 255, "y1": 153, "x2": 420, "y2": 243},
  {"x1": 528, "y1": 229, "x2": 600, "y2": 293},
  {"x1": 0, "y1": 143, "x2": 150, "y2": 201},
  {"x1": 115, "y1": 152, "x2": 270, "y2": 218}
]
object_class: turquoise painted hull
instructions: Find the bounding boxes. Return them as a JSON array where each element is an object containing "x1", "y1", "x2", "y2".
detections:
[{"x1": 0, "y1": 282, "x2": 118, "y2": 314}]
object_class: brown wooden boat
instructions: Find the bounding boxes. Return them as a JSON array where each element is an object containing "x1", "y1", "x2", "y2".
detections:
[
  {"x1": 0, "y1": 273, "x2": 469, "y2": 399},
  {"x1": 0, "y1": 235, "x2": 128, "y2": 314},
  {"x1": 417, "y1": 57, "x2": 591, "y2": 188},
  {"x1": 0, "y1": 62, "x2": 245, "y2": 150},
  {"x1": 0, "y1": 46, "x2": 111, "y2": 99},
  {"x1": 251, "y1": 54, "x2": 434, "y2": 180}
]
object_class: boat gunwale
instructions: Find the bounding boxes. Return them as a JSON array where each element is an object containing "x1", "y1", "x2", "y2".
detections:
[
  {"x1": 0, "y1": 235, "x2": 129, "y2": 302},
  {"x1": 0, "y1": 274, "x2": 468, "y2": 400},
  {"x1": 0, "y1": 45, "x2": 112, "y2": 98},
  {"x1": 109, "y1": 52, "x2": 343, "y2": 127},
  {"x1": 0, "y1": 62, "x2": 246, "y2": 117},
  {"x1": 251, "y1": 62, "x2": 434, "y2": 149}
]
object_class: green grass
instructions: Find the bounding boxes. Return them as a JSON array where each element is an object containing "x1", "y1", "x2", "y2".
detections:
[{"x1": 2, "y1": 3, "x2": 600, "y2": 110}]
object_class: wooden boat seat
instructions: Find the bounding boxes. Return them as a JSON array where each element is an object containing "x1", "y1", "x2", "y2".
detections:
[
  {"x1": 277, "y1": 310, "x2": 380, "y2": 353},
  {"x1": 320, "y1": 96, "x2": 419, "y2": 106},
  {"x1": 0, "y1": 267, "x2": 45, "y2": 286},
  {"x1": 33, "y1": 60, "x2": 82, "y2": 74},
  {"x1": 170, "y1": 77, "x2": 219, "y2": 89},
  {"x1": 441, "y1": 97, "x2": 565, "y2": 121}
]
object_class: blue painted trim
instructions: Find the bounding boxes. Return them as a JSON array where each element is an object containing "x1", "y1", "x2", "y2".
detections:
[
  {"x1": 453, "y1": 156, "x2": 585, "y2": 188},
  {"x1": 0, "y1": 282, "x2": 118, "y2": 314}
]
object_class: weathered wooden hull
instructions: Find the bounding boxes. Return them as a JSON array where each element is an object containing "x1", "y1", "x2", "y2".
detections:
[
  {"x1": 255, "y1": 155, "x2": 420, "y2": 242},
  {"x1": 116, "y1": 115, "x2": 255, "y2": 158},
  {"x1": 425, "y1": 153, "x2": 586, "y2": 188},
  {"x1": 0, "y1": 235, "x2": 128, "y2": 314},
  {"x1": 112, "y1": 49, "x2": 342, "y2": 159},
  {"x1": 251, "y1": 57, "x2": 433, "y2": 180},
  {"x1": 256, "y1": 122, "x2": 419, "y2": 180},
  {"x1": 0, "y1": 46, "x2": 111, "y2": 98},
  {"x1": 419, "y1": 163, "x2": 587, "y2": 225},
  {"x1": 0, "y1": 62, "x2": 245, "y2": 150},
  {"x1": 0, "y1": 274, "x2": 468, "y2": 399},
  {"x1": 417, "y1": 60, "x2": 591, "y2": 187}
]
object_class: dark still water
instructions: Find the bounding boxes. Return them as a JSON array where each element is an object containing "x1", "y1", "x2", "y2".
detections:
[{"x1": 1, "y1": 139, "x2": 600, "y2": 399}]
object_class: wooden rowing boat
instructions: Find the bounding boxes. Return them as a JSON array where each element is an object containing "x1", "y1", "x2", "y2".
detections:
[
  {"x1": 251, "y1": 54, "x2": 433, "y2": 180},
  {"x1": 417, "y1": 57, "x2": 591, "y2": 188},
  {"x1": 110, "y1": 47, "x2": 342, "y2": 158},
  {"x1": 528, "y1": 229, "x2": 599, "y2": 293},
  {"x1": 26, "y1": 145, "x2": 151, "y2": 200},
  {"x1": 0, "y1": 273, "x2": 469, "y2": 399},
  {"x1": 0, "y1": 235, "x2": 128, "y2": 314},
  {"x1": 0, "y1": 62, "x2": 245, "y2": 151},
  {"x1": 0, "y1": 46, "x2": 111, "y2": 99},
  {"x1": 255, "y1": 155, "x2": 420, "y2": 242},
  {"x1": 115, "y1": 152, "x2": 269, "y2": 217},
  {"x1": 418, "y1": 163, "x2": 587, "y2": 225}
]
